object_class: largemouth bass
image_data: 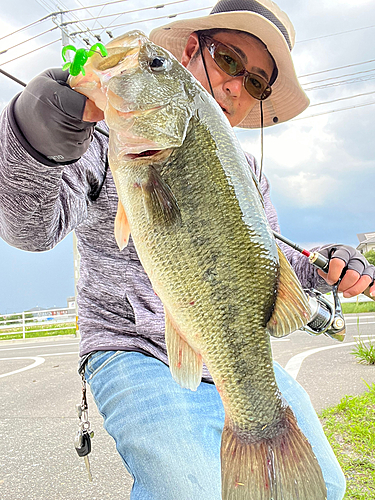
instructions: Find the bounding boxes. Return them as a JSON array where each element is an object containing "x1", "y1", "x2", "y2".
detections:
[{"x1": 70, "y1": 31, "x2": 327, "y2": 500}]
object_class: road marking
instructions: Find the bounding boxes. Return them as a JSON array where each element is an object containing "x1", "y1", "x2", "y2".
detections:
[
  {"x1": 284, "y1": 339, "x2": 372, "y2": 380},
  {"x1": 0, "y1": 356, "x2": 45, "y2": 378},
  {"x1": 0, "y1": 342, "x2": 79, "y2": 352},
  {"x1": 270, "y1": 338, "x2": 290, "y2": 342},
  {"x1": 41, "y1": 352, "x2": 79, "y2": 357},
  {"x1": 346, "y1": 321, "x2": 375, "y2": 325},
  {"x1": 353, "y1": 335, "x2": 375, "y2": 339},
  {"x1": 0, "y1": 352, "x2": 79, "y2": 378}
]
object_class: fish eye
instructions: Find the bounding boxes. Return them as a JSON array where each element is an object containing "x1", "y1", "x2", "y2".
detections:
[{"x1": 149, "y1": 56, "x2": 170, "y2": 72}]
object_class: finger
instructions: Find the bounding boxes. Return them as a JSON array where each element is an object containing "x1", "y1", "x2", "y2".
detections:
[
  {"x1": 83, "y1": 99, "x2": 104, "y2": 122},
  {"x1": 342, "y1": 274, "x2": 372, "y2": 297},
  {"x1": 326, "y1": 257, "x2": 346, "y2": 285},
  {"x1": 338, "y1": 269, "x2": 361, "y2": 293}
]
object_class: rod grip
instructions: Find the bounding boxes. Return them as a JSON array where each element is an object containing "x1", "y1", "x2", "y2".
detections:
[{"x1": 362, "y1": 287, "x2": 375, "y2": 302}]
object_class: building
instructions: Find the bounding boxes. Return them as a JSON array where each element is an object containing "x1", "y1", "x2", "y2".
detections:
[
  {"x1": 67, "y1": 296, "x2": 76, "y2": 310},
  {"x1": 356, "y1": 232, "x2": 375, "y2": 254}
]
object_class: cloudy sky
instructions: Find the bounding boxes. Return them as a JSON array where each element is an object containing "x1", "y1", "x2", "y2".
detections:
[{"x1": 0, "y1": 0, "x2": 374, "y2": 313}]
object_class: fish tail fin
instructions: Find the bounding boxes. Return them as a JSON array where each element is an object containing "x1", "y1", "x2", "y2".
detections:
[{"x1": 221, "y1": 408, "x2": 327, "y2": 500}]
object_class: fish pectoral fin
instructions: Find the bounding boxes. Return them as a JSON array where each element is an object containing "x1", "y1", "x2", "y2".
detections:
[
  {"x1": 114, "y1": 200, "x2": 131, "y2": 250},
  {"x1": 267, "y1": 246, "x2": 311, "y2": 337},
  {"x1": 164, "y1": 309, "x2": 202, "y2": 391},
  {"x1": 141, "y1": 167, "x2": 181, "y2": 225}
]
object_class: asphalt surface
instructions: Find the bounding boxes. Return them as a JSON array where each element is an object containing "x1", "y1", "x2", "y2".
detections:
[{"x1": 0, "y1": 313, "x2": 374, "y2": 500}]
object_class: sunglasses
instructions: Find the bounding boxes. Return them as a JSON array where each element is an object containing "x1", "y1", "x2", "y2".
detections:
[{"x1": 199, "y1": 35, "x2": 272, "y2": 101}]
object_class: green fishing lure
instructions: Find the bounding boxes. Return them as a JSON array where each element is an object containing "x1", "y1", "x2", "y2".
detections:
[{"x1": 62, "y1": 43, "x2": 108, "y2": 76}]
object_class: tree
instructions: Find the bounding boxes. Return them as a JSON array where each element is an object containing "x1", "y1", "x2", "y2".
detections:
[{"x1": 364, "y1": 250, "x2": 375, "y2": 266}]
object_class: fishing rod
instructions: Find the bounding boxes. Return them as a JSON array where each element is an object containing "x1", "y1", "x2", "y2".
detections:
[{"x1": 273, "y1": 231, "x2": 346, "y2": 341}]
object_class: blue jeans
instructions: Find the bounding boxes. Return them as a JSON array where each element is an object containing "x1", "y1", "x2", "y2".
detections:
[{"x1": 84, "y1": 351, "x2": 346, "y2": 500}]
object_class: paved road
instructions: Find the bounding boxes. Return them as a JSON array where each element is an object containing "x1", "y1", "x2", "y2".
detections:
[{"x1": 0, "y1": 314, "x2": 374, "y2": 499}]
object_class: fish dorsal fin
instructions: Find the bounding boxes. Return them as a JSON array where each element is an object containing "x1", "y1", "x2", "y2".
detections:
[
  {"x1": 164, "y1": 309, "x2": 203, "y2": 391},
  {"x1": 114, "y1": 200, "x2": 131, "y2": 250},
  {"x1": 267, "y1": 246, "x2": 311, "y2": 337}
]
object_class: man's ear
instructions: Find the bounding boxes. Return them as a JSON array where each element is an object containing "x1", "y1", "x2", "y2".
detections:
[{"x1": 181, "y1": 33, "x2": 200, "y2": 68}]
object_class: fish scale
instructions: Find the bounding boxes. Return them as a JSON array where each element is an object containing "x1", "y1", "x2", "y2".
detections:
[
  {"x1": 69, "y1": 30, "x2": 327, "y2": 500},
  {"x1": 120, "y1": 118, "x2": 283, "y2": 427}
]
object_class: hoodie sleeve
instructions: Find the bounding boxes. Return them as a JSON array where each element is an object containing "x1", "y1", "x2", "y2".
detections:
[
  {"x1": 245, "y1": 153, "x2": 330, "y2": 293},
  {"x1": 0, "y1": 102, "x2": 108, "y2": 252}
]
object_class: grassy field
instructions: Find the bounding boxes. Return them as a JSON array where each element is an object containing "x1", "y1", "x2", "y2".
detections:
[
  {"x1": 0, "y1": 323, "x2": 76, "y2": 340},
  {"x1": 342, "y1": 301, "x2": 375, "y2": 314},
  {"x1": 320, "y1": 382, "x2": 375, "y2": 499}
]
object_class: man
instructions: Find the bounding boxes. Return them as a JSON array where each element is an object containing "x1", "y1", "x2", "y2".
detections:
[{"x1": 1, "y1": 0, "x2": 373, "y2": 498}]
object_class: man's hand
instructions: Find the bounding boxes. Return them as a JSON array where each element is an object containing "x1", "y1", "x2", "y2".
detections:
[
  {"x1": 13, "y1": 68, "x2": 99, "y2": 163},
  {"x1": 317, "y1": 244, "x2": 375, "y2": 298}
]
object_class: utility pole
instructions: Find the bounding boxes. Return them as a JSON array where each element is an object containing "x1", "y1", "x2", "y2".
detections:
[
  {"x1": 72, "y1": 231, "x2": 81, "y2": 337},
  {"x1": 53, "y1": 10, "x2": 72, "y2": 59},
  {"x1": 51, "y1": 8, "x2": 99, "y2": 333}
]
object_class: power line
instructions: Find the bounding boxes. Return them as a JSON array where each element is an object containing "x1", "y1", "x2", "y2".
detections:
[
  {"x1": 297, "y1": 23, "x2": 375, "y2": 43},
  {"x1": 0, "y1": 26, "x2": 59, "y2": 55},
  {"x1": 54, "y1": 0, "x2": 131, "y2": 15},
  {"x1": 60, "y1": 0, "x2": 191, "y2": 26},
  {"x1": 298, "y1": 58, "x2": 375, "y2": 78},
  {"x1": 294, "y1": 101, "x2": 375, "y2": 120},
  {"x1": 302, "y1": 67, "x2": 375, "y2": 86},
  {"x1": 73, "y1": 0, "x2": 109, "y2": 35},
  {"x1": 304, "y1": 74, "x2": 375, "y2": 92},
  {"x1": 309, "y1": 90, "x2": 375, "y2": 107},
  {"x1": 0, "y1": 38, "x2": 61, "y2": 67},
  {"x1": 69, "y1": 5, "x2": 213, "y2": 35},
  {"x1": 56, "y1": 0, "x2": 102, "y2": 43},
  {"x1": 0, "y1": 13, "x2": 56, "y2": 42},
  {"x1": 36, "y1": 0, "x2": 97, "y2": 46}
]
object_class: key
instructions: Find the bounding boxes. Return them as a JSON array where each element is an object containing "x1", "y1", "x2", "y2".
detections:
[
  {"x1": 84, "y1": 455, "x2": 93, "y2": 482},
  {"x1": 75, "y1": 430, "x2": 93, "y2": 481}
]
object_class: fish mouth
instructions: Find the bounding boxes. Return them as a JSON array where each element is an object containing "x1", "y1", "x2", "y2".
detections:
[
  {"x1": 125, "y1": 150, "x2": 161, "y2": 160},
  {"x1": 122, "y1": 148, "x2": 173, "y2": 162}
]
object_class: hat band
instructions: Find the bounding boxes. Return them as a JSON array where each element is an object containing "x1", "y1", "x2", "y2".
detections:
[{"x1": 210, "y1": 0, "x2": 292, "y2": 51}]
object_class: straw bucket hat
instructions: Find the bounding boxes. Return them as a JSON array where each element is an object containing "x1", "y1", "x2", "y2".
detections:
[{"x1": 149, "y1": 0, "x2": 309, "y2": 128}]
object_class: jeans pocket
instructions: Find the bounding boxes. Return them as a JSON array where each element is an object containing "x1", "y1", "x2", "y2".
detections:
[{"x1": 85, "y1": 351, "x2": 121, "y2": 381}]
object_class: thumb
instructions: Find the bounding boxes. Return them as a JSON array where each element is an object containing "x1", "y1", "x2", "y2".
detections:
[{"x1": 83, "y1": 98, "x2": 104, "y2": 123}]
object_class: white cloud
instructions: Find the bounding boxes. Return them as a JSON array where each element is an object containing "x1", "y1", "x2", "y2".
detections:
[
  {"x1": 239, "y1": 115, "x2": 335, "y2": 169},
  {"x1": 272, "y1": 171, "x2": 337, "y2": 207},
  {"x1": 238, "y1": 113, "x2": 360, "y2": 208}
]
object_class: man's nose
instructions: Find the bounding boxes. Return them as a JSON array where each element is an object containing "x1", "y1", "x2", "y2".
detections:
[{"x1": 223, "y1": 75, "x2": 244, "y2": 97}]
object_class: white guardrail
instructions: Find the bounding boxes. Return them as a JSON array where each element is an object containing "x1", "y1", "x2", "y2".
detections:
[{"x1": 0, "y1": 307, "x2": 77, "y2": 339}]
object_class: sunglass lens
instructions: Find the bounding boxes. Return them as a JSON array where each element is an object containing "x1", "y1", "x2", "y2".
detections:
[
  {"x1": 244, "y1": 76, "x2": 272, "y2": 100},
  {"x1": 213, "y1": 46, "x2": 243, "y2": 76}
]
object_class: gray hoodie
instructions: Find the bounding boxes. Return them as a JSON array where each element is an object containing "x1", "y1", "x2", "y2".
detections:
[{"x1": 0, "y1": 102, "x2": 325, "y2": 380}]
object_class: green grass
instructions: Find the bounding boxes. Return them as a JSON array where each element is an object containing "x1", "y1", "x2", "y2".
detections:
[
  {"x1": 0, "y1": 323, "x2": 77, "y2": 340},
  {"x1": 352, "y1": 337, "x2": 375, "y2": 365},
  {"x1": 320, "y1": 381, "x2": 375, "y2": 499},
  {"x1": 342, "y1": 302, "x2": 375, "y2": 314}
]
